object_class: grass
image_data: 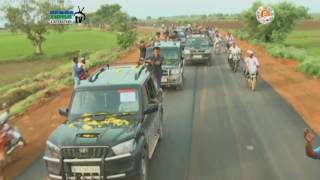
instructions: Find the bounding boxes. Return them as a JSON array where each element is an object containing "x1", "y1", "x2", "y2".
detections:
[
  {"x1": 3, "y1": 47, "x2": 128, "y2": 116},
  {"x1": 284, "y1": 30, "x2": 320, "y2": 76},
  {"x1": 8, "y1": 48, "x2": 126, "y2": 115},
  {"x1": 284, "y1": 30, "x2": 320, "y2": 57},
  {"x1": 232, "y1": 29, "x2": 320, "y2": 77},
  {"x1": 0, "y1": 29, "x2": 117, "y2": 62},
  {"x1": 0, "y1": 28, "x2": 117, "y2": 86}
]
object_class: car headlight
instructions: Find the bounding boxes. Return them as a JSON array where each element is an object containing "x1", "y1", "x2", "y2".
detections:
[
  {"x1": 184, "y1": 49, "x2": 191, "y2": 54},
  {"x1": 205, "y1": 49, "x2": 211, "y2": 53},
  {"x1": 112, "y1": 139, "x2": 136, "y2": 155},
  {"x1": 171, "y1": 69, "x2": 180, "y2": 75},
  {"x1": 45, "y1": 140, "x2": 60, "y2": 158}
]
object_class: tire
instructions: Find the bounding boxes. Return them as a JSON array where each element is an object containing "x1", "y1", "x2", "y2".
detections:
[
  {"x1": 176, "y1": 75, "x2": 184, "y2": 90},
  {"x1": 137, "y1": 149, "x2": 149, "y2": 180},
  {"x1": 234, "y1": 63, "x2": 238, "y2": 72},
  {"x1": 251, "y1": 77, "x2": 257, "y2": 91},
  {"x1": 159, "y1": 111, "x2": 164, "y2": 140},
  {"x1": 206, "y1": 59, "x2": 212, "y2": 66}
]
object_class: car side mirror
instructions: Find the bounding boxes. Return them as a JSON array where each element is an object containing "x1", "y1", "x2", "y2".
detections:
[
  {"x1": 144, "y1": 103, "x2": 159, "y2": 114},
  {"x1": 58, "y1": 107, "x2": 69, "y2": 117}
]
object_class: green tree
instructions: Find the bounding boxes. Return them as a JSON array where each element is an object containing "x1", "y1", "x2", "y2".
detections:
[
  {"x1": 110, "y1": 11, "x2": 132, "y2": 31},
  {"x1": 96, "y1": 4, "x2": 121, "y2": 25},
  {"x1": 95, "y1": 4, "x2": 137, "y2": 49},
  {"x1": 117, "y1": 30, "x2": 137, "y2": 49},
  {"x1": 242, "y1": 1, "x2": 308, "y2": 42},
  {"x1": 4, "y1": 1, "x2": 67, "y2": 54}
]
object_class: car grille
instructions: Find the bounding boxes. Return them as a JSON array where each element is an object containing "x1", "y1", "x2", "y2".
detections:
[
  {"x1": 61, "y1": 146, "x2": 109, "y2": 159},
  {"x1": 162, "y1": 69, "x2": 170, "y2": 76},
  {"x1": 191, "y1": 49, "x2": 205, "y2": 53}
]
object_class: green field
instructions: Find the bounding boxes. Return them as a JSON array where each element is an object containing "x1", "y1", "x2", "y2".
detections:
[
  {"x1": 0, "y1": 29, "x2": 117, "y2": 61},
  {"x1": 284, "y1": 30, "x2": 320, "y2": 56},
  {"x1": 0, "y1": 28, "x2": 117, "y2": 86}
]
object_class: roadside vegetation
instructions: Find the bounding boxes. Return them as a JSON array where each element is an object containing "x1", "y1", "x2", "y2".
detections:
[
  {"x1": 0, "y1": 2, "x2": 145, "y2": 115},
  {"x1": 0, "y1": 29, "x2": 117, "y2": 62},
  {"x1": 233, "y1": 1, "x2": 320, "y2": 77}
]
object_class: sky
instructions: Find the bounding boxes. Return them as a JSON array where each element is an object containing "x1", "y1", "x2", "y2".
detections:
[
  {"x1": 71, "y1": 0, "x2": 319, "y2": 18},
  {"x1": 0, "y1": 0, "x2": 319, "y2": 27}
]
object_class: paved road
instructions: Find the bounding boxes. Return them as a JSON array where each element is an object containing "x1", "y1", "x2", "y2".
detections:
[{"x1": 17, "y1": 52, "x2": 320, "y2": 180}]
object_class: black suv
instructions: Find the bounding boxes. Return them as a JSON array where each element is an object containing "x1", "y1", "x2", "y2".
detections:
[
  {"x1": 43, "y1": 65, "x2": 164, "y2": 180},
  {"x1": 183, "y1": 34, "x2": 213, "y2": 66}
]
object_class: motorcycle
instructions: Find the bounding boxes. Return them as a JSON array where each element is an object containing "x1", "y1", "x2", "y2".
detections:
[
  {"x1": 0, "y1": 105, "x2": 26, "y2": 167},
  {"x1": 214, "y1": 40, "x2": 227, "y2": 55},
  {"x1": 231, "y1": 54, "x2": 241, "y2": 72},
  {"x1": 247, "y1": 72, "x2": 258, "y2": 91}
]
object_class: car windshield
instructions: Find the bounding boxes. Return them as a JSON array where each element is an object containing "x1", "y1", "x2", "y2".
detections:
[
  {"x1": 161, "y1": 48, "x2": 180, "y2": 62},
  {"x1": 146, "y1": 47, "x2": 180, "y2": 65},
  {"x1": 70, "y1": 88, "x2": 140, "y2": 119},
  {"x1": 186, "y1": 38, "x2": 209, "y2": 47}
]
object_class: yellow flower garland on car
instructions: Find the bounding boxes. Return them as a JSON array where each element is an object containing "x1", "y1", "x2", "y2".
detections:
[{"x1": 68, "y1": 115, "x2": 130, "y2": 130}]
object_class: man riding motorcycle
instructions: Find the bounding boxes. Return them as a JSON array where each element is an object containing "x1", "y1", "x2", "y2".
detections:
[
  {"x1": 228, "y1": 42, "x2": 242, "y2": 71},
  {"x1": 0, "y1": 106, "x2": 26, "y2": 164},
  {"x1": 225, "y1": 32, "x2": 235, "y2": 49}
]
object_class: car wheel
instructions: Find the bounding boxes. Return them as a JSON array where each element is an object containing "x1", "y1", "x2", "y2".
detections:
[
  {"x1": 159, "y1": 108, "x2": 164, "y2": 140},
  {"x1": 206, "y1": 59, "x2": 212, "y2": 66},
  {"x1": 137, "y1": 149, "x2": 149, "y2": 180}
]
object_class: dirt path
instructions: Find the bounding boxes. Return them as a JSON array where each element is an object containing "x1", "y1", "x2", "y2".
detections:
[
  {"x1": 0, "y1": 48, "x2": 141, "y2": 179},
  {"x1": 235, "y1": 38, "x2": 320, "y2": 134}
]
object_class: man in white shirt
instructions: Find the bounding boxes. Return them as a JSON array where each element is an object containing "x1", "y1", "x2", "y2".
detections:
[
  {"x1": 228, "y1": 42, "x2": 241, "y2": 67},
  {"x1": 244, "y1": 50, "x2": 260, "y2": 76},
  {"x1": 228, "y1": 42, "x2": 241, "y2": 60}
]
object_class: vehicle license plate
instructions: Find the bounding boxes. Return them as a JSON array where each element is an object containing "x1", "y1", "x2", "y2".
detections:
[
  {"x1": 193, "y1": 55, "x2": 202, "y2": 59},
  {"x1": 161, "y1": 77, "x2": 168, "y2": 82},
  {"x1": 71, "y1": 166, "x2": 100, "y2": 173}
]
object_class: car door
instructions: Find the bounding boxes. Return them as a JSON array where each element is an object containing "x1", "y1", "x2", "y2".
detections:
[{"x1": 143, "y1": 77, "x2": 161, "y2": 158}]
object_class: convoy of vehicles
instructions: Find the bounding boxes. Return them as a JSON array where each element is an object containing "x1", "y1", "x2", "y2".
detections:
[
  {"x1": 40, "y1": 25, "x2": 259, "y2": 180},
  {"x1": 146, "y1": 41, "x2": 185, "y2": 90},
  {"x1": 43, "y1": 65, "x2": 164, "y2": 180}
]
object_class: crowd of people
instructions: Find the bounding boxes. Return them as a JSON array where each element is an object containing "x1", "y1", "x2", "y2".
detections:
[{"x1": 71, "y1": 23, "x2": 320, "y2": 164}]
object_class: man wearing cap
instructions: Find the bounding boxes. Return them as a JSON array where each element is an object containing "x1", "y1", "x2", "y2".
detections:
[
  {"x1": 145, "y1": 47, "x2": 164, "y2": 86},
  {"x1": 244, "y1": 50, "x2": 260, "y2": 77}
]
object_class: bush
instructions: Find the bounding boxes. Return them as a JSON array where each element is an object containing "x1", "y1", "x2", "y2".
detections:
[
  {"x1": 117, "y1": 30, "x2": 137, "y2": 49},
  {"x1": 298, "y1": 57, "x2": 320, "y2": 77},
  {"x1": 241, "y1": 1, "x2": 308, "y2": 42},
  {"x1": 233, "y1": 30, "x2": 250, "y2": 40},
  {"x1": 266, "y1": 44, "x2": 307, "y2": 61}
]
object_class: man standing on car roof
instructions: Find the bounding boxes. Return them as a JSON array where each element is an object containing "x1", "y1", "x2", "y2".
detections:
[{"x1": 145, "y1": 47, "x2": 164, "y2": 86}]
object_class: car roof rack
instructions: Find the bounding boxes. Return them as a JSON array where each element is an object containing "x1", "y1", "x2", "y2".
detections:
[
  {"x1": 134, "y1": 64, "x2": 149, "y2": 80},
  {"x1": 88, "y1": 66, "x2": 107, "y2": 83}
]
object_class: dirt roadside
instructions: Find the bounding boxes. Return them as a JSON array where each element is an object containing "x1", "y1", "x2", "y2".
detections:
[{"x1": 235, "y1": 38, "x2": 320, "y2": 134}]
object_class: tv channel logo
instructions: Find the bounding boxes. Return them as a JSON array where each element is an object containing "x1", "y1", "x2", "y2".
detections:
[{"x1": 49, "y1": 6, "x2": 86, "y2": 24}]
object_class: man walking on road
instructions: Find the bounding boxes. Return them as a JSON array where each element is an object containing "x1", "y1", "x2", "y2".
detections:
[
  {"x1": 244, "y1": 50, "x2": 260, "y2": 78},
  {"x1": 145, "y1": 47, "x2": 164, "y2": 86},
  {"x1": 304, "y1": 129, "x2": 320, "y2": 159}
]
